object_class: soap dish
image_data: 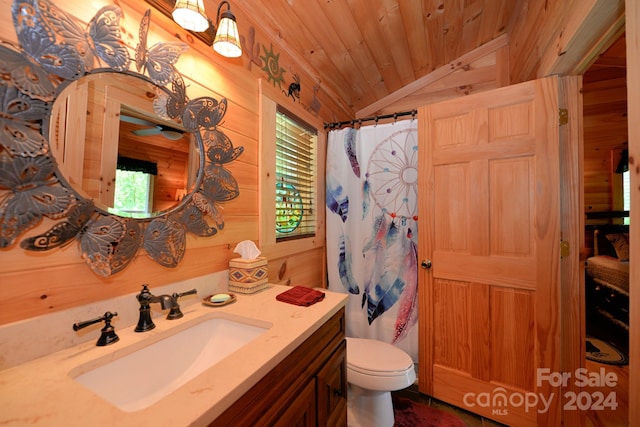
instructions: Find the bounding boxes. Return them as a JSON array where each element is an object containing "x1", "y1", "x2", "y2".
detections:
[{"x1": 202, "y1": 293, "x2": 237, "y2": 307}]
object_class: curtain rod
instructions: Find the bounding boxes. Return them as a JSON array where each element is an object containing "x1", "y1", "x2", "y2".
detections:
[{"x1": 323, "y1": 109, "x2": 417, "y2": 130}]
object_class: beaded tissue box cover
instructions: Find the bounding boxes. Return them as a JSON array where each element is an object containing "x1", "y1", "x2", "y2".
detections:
[{"x1": 228, "y1": 257, "x2": 268, "y2": 294}]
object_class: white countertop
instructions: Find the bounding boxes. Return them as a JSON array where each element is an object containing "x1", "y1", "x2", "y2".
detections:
[{"x1": 0, "y1": 284, "x2": 347, "y2": 426}]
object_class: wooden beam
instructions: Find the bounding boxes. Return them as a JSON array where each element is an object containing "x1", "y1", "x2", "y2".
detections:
[
  {"x1": 540, "y1": 0, "x2": 625, "y2": 77},
  {"x1": 356, "y1": 34, "x2": 508, "y2": 118}
]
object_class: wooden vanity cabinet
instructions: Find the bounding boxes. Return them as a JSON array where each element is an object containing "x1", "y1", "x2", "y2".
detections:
[{"x1": 209, "y1": 308, "x2": 347, "y2": 427}]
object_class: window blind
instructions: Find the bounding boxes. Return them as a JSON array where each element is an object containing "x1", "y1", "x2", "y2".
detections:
[{"x1": 275, "y1": 106, "x2": 317, "y2": 241}]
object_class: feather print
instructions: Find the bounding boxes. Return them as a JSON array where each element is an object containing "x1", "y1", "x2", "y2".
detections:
[
  {"x1": 361, "y1": 215, "x2": 400, "y2": 314},
  {"x1": 361, "y1": 214, "x2": 390, "y2": 305},
  {"x1": 337, "y1": 233, "x2": 359, "y2": 294},
  {"x1": 364, "y1": 220, "x2": 405, "y2": 324},
  {"x1": 392, "y1": 232, "x2": 418, "y2": 343},
  {"x1": 362, "y1": 179, "x2": 371, "y2": 219},
  {"x1": 344, "y1": 127, "x2": 360, "y2": 177},
  {"x1": 325, "y1": 176, "x2": 349, "y2": 222}
]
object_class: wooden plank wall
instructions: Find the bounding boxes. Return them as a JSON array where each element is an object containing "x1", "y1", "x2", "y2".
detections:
[
  {"x1": 0, "y1": 0, "x2": 333, "y2": 325},
  {"x1": 507, "y1": 0, "x2": 625, "y2": 83},
  {"x1": 583, "y1": 76, "x2": 628, "y2": 218}
]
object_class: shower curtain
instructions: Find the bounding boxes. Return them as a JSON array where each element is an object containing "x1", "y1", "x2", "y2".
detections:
[{"x1": 326, "y1": 120, "x2": 419, "y2": 361}]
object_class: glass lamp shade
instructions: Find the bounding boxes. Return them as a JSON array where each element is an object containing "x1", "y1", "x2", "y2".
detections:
[
  {"x1": 213, "y1": 13, "x2": 242, "y2": 58},
  {"x1": 172, "y1": 0, "x2": 209, "y2": 32}
]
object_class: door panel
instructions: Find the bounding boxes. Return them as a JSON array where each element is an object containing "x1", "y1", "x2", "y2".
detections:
[{"x1": 418, "y1": 76, "x2": 566, "y2": 426}]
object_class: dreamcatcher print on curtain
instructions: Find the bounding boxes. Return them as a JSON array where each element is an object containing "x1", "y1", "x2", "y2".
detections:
[{"x1": 326, "y1": 120, "x2": 419, "y2": 361}]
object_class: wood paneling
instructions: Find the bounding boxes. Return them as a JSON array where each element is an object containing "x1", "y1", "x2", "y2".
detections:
[
  {"x1": 507, "y1": 0, "x2": 624, "y2": 83},
  {"x1": 235, "y1": 0, "x2": 517, "y2": 118},
  {"x1": 583, "y1": 37, "x2": 628, "y2": 219},
  {"x1": 0, "y1": 0, "x2": 327, "y2": 325}
]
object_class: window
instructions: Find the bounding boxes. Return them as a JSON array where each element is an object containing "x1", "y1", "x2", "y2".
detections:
[
  {"x1": 623, "y1": 170, "x2": 630, "y2": 225},
  {"x1": 113, "y1": 156, "x2": 156, "y2": 216},
  {"x1": 275, "y1": 106, "x2": 317, "y2": 241}
]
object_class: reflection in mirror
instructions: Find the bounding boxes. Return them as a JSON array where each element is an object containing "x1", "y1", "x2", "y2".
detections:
[{"x1": 49, "y1": 72, "x2": 199, "y2": 218}]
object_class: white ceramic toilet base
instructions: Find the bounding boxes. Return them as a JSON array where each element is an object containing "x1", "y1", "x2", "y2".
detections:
[{"x1": 347, "y1": 384, "x2": 394, "y2": 427}]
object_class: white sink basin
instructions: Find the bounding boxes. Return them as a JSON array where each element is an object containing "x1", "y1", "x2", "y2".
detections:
[{"x1": 71, "y1": 315, "x2": 270, "y2": 412}]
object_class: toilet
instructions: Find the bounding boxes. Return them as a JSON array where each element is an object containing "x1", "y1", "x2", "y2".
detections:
[{"x1": 346, "y1": 337, "x2": 416, "y2": 427}]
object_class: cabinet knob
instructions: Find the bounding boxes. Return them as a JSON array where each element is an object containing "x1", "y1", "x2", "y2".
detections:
[
  {"x1": 421, "y1": 260, "x2": 432, "y2": 269},
  {"x1": 333, "y1": 388, "x2": 343, "y2": 397}
]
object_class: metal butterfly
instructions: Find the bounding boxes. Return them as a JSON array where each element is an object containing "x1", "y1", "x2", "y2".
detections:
[
  {"x1": 36, "y1": 0, "x2": 131, "y2": 72},
  {"x1": 191, "y1": 173, "x2": 240, "y2": 231},
  {"x1": 174, "y1": 201, "x2": 217, "y2": 237},
  {"x1": 182, "y1": 97, "x2": 227, "y2": 132},
  {"x1": 191, "y1": 191, "x2": 225, "y2": 231},
  {"x1": 202, "y1": 130, "x2": 243, "y2": 197},
  {"x1": 0, "y1": 155, "x2": 74, "y2": 247},
  {"x1": 202, "y1": 128, "x2": 244, "y2": 164},
  {"x1": 164, "y1": 72, "x2": 188, "y2": 120},
  {"x1": 135, "y1": 9, "x2": 188, "y2": 87},
  {"x1": 0, "y1": 84, "x2": 50, "y2": 157},
  {"x1": 21, "y1": 199, "x2": 143, "y2": 277},
  {"x1": 81, "y1": 213, "x2": 141, "y2": 277},
  {"x1": 161, "y1": 73, "x2": 228, "y2": 132},
  {"x1": 143, "y1": 215, "x2": 186, "y2": 268},
  {"x1": 20, "y1": 199, "x2": 94, "y2": 250},
  {"x1": 0, "y1": 41, "x2": 62, "y2": 102},
  {"x1": 10, "y1": 0, "x2": 84, "y2": 85}
]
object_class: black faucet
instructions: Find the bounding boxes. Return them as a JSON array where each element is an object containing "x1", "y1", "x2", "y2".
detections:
[
  {"x1": 134, "y1": 285, "x2": 197, "y2": 332},
  {"x1": 73, "y1": 311, "x2": 119, "y2": 346}
]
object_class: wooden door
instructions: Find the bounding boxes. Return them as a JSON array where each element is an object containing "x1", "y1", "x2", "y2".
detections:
[{"x1": 418, "y1": 76, "x2": 569, "y2": 426}]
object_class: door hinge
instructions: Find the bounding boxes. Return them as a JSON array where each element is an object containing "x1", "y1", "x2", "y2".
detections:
[
  {"x1": 559, "y1": 108, "x2": 568, "y2": 126},
  {"x1": 560, "y1": 240, "x2": 570, "y2": 258}
]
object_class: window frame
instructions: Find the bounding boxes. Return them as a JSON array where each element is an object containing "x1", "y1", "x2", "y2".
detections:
[
  {"x1": 275, "y1": 105, "x2": 317, "y2": 241},
  {"x1": 259, "y1": 90, "x2": 326, "y2": 255}
]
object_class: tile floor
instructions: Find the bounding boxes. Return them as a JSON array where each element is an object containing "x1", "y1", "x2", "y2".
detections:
[{"x1": 392, "y1": 385, "x2": 508, "y2": 427}]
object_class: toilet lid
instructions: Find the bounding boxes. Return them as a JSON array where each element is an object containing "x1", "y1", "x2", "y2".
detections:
[{"x1": 346, "y1": 337, "x2": 413, "y2": 375}]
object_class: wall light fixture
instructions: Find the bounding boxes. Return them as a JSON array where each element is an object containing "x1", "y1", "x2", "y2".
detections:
[
  {"x1": 172, "y1": 0, "x2": 242, "y2": 58},
  {"x1": 172, "y1": 0, "x2": 209, "y2": 32},
  {"x1": 211, "y1": 1, "x2": 242, "y2": 57}
]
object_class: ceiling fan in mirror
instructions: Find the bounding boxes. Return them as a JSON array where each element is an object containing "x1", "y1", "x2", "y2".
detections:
[{"x1": 120, "y1": 114, "x2": 185, "y2": 140}]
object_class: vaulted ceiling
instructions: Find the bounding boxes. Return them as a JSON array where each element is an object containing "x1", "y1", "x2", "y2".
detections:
[{"x1": 234, "y1": 0, "x2": 519, "y2": 115}]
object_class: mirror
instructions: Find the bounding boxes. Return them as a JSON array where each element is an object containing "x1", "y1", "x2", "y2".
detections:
[
  {"x1": 0, "y1": 2, "x2": 243, "y2": 276},
  {"x1": 49, "y1": 72, "x2": 199, "y2": 218}
]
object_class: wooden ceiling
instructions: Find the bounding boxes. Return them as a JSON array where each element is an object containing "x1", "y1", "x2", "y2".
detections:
[{"x1": 234, "y1": 0, "x2": 519, "y2": 116}]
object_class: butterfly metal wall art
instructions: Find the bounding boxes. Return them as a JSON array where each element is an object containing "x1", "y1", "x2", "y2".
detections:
[{"x1": 0, "y1": 0, "x2": 243, "y2": 277}]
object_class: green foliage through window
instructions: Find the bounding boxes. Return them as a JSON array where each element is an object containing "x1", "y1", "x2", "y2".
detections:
[{"x1": 114, "y1": 169, "x2": 153, "y2": 215}]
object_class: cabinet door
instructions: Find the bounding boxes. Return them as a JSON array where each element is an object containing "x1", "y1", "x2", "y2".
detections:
[
  {"x1": 273, "y1": 379, "x2": 317, "y2": 427},
  {"x1": 316, "y1": 340, "x2": 347, "y2": 427}
]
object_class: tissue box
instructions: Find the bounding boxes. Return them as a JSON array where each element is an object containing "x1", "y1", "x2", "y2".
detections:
[{"x1": 228, "y1": 257, "x2": 268, "y2": 294}]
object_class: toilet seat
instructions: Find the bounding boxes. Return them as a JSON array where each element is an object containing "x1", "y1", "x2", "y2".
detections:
[{"x1": 346, "y1": 337, "x2": 415, "y2": 391}]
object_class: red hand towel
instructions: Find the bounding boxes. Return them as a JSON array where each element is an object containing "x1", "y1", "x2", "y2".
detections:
[{"x1": 276, "y1": 286, "x2": 325, "y2": 306}]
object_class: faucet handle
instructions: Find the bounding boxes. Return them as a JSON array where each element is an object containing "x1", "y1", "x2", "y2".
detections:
[
  {"x1": 73, "y1": 311, "x2": 119, "y2": 346},
  {"x1": 167, "y1": 288, "x2": 198, "y2": 320},
  {"x1": 175, "y1": 288, "x2": 197, "y2": 299},
  {"x1": 137, "y1": 284, "x2": 153, "y2": 305}
]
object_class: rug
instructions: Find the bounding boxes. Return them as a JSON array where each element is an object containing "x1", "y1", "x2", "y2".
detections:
[
  {"x1": 393, "y1": 395, "x2": 466, "y2": 427},
  {"x1": 586, "y1": 336, "x2": 628, "y2": 365}
]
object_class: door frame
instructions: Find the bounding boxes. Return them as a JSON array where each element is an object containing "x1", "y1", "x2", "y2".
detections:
[{"x1": 625, "y1": 1, "x2": 639, "y2": 425}]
